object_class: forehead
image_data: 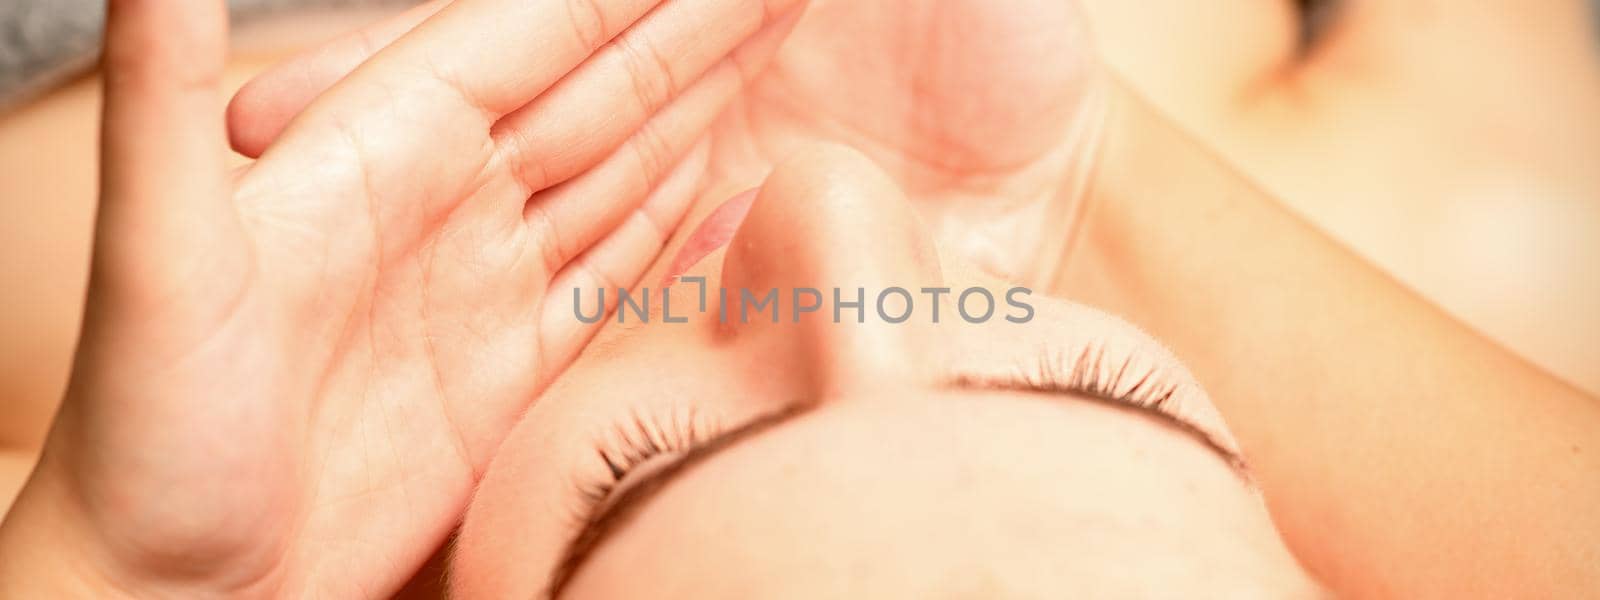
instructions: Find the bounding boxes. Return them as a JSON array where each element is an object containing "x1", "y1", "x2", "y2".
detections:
[
  {"x1": 555, "y1": 391, "x2": 1281, "y2": 597},
  {"x1": 451, "y1": 289, "x2": 1224, "y2": 596}
]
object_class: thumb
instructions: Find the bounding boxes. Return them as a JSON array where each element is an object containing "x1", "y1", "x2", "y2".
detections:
[{"x1": 95, "y1": 0, "x2": 244, "y2": 309}]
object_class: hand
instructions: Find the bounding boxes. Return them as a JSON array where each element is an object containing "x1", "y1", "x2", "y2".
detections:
[
  {"x1": 230, "y1": 0, "x2": 1106, "y2": 288},
  {"x1": 0, "y1": 0, "x2": 801, "y2": 596}
]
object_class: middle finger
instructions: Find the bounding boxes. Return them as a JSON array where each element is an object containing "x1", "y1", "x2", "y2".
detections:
[{"x1": 488, "y1": 0, "x2": 805, "y2": 197}]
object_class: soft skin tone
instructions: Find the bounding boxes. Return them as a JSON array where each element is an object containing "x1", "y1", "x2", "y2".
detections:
[
  {"x1": 1065, "y1": 87, "x2": 1600, "y2": 597},
  {"x1": 1082, "y1": 0, "x2": 1600, "y2": 392},
  {"x1": 165, "y1": 0, "x2": 1600, "y2": 395},
  {"x1": 5, "y1": 0, "x2": 1599, "y2": 507},
  {"x1": 222, "y1": 11, "x2": 1600, "y2": 596},
  {"x1": 0, "y1": 0, "x2": 808, "y2": 596},
  {"x1": 455, "y1": 93, "x2": 1600, "y2": 597},
  {"x1": 0, "y1": 1, "x2": 1596, "y2": 599},
  {"x1": 227, "y1": 0, "x2": 1107, "y2": 287},
  {"x1": 3, "y1": 0, "x2": 1106, "y2": 488},
  {"x1": 453, "y1": 145, "x2": 1322, "y2": 599},
  {"x1": 562, "y1": 395, "x2": 1301, "y2": 599}
]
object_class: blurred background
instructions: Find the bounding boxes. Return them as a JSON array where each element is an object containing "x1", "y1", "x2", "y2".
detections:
[{"x1": 2, "y1": 0, "x2": 1598, "y2": 512}]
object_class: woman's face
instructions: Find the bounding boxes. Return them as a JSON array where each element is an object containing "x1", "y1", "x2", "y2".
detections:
[{"x1": 447, "y1": 146, "x2": 1324, "y2": 598}]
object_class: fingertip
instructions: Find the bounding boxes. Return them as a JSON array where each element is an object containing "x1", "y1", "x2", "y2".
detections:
[
  {"x1": 225, "y1": 78, "x2": 277, "y2": 158},
  {"x1": 101, "y1": 0, "x2": 231, "y2": 161},
  {"x1": 104, "y1": 0, "x2": 229, "y2": 84},
  {"x1": 222, "y1": 0, "x2": 449, "y2": 158}
]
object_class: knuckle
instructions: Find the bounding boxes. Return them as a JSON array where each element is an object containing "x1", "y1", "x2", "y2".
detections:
[
  {"x1": 613, "y1": 33, "x2": 676, "y2": 113},
  {"x1": 423, "y1": 55, "x2": 495, "y2": 118},
  {"x1": 628, "y1": 121, "x2": 674, "y2": 182},
  {"x1": 576, "y1": 256, "x2": 617, "y2": 293},
  {"x1": 565, "y1": 0, "x2": 609, "y2": 50},
  {"x1": 525, "y1": 201, "x2": 571, "y2": 270},
  {"x1": 498, "y1": 130, "x2": 553, "y2": 193},
  {"x1": 633, "y1": 209, "x2": 669, "y2": 248}
]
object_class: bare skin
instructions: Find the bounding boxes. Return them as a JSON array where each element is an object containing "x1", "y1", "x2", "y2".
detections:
[
  {"x1": 1067, "y1": 88, "x2": 1600, "y2": 597},
  {"x1": 226, "y1": 0, "x2": 1107, "y2": 289},
  {"x1": 449, "y1": 144, "x2": 1326, "y2": 598},
  {"x1": 0, "y1": 0, "x2": 1595, "y2": 598},
  {"x1": 191, "y1": 0, "x2": 1600, "y2": 396},
  {"x1": 214, "y1": 0, "x2": 1600, "y2": 595},
  {"x1": 0, "y1": 0, "x2": 808, "y2": 595},
  {"x1": 4, "y1": 0, "x2": 1596, "y2": 507},
  {"x1": 1081, "y1": 0, "x2": 1600, "y2": 393}
]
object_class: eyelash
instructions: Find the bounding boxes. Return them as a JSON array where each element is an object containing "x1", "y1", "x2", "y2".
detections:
[
  {"x1": 572, "y1": 406, "x2": 716, "y2": 522},
  {"x1": 1028, "y1": 343, "x2": 1182, "y2": 411},
  {"x1": 570, "y1": 343, "x2": 1178, "y2": 522}
]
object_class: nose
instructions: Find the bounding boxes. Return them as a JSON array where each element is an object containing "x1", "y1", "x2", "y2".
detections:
[{"x1": 720, "y1": 144, "x2": 946, "y2": 395}]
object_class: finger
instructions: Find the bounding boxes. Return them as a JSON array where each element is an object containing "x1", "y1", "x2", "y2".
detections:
[
  {"x1": 239, "y1": 0, "x2": 669, "y2": 252},
  {"x1": 490, "y1": 0, "x2": 806, "y2": 194},
  {"x1": 539, "y1": 139, "x2": 710, "y2": 367},
  {"x1": 521, "y1": 7, "x2": 800, "y2": 269},
  {"x1": 226, "y1": 0, "x2": 448, "y2": 158},
  {"x1": 277, "y1": 0, "x2": 671, "y2": 161},
  {"x1": 98, "y1": 0, "x2": 243, "y2": 296},
  {"x1": 252, "y1": 0, "x2": 763, "y2": 236}
]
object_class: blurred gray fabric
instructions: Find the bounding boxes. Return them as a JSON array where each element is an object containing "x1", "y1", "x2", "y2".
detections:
[{"x1": 0, "y1": 0, "x2": 421, "y2": 110}]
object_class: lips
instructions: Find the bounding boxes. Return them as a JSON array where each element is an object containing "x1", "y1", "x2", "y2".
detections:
[{"x1": 662, "y1": 187, "x2": 761, "y2": 284}]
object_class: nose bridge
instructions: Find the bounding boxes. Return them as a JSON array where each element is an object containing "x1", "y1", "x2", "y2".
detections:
[{"x1": 720, "y1": 144, "x2": 945, "y2": 394}]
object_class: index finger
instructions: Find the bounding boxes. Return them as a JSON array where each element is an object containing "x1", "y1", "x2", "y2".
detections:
[
  {"x1": 226, "y1": 0, "x2": 447, "y2": 158},
  {"x1": 282, "y1": 0, "x2": 664, "y2": 151}
]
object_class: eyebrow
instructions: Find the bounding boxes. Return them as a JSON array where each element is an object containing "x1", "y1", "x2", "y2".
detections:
[{"x1": 542, "y1": 382, "x2": 1248, "y2": 597}]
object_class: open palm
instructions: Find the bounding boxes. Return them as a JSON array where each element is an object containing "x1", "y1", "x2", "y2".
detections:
[
  {"x1": 236, "y1": 0, "x2": 1104, "y2": 288},
  {"x1": 708, "y1": 0, "x2": 1105, "y2": 284},
  {"x1": 182, "y1": 0, "x2": 1099, "y2": 593},
  {"x1": 1, "y1": 0, "x2": 801, "y2": 597}
]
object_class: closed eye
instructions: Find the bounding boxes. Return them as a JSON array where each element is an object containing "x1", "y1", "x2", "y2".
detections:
[{"x1": 546, "y1": 357, "x2": 1248, "y2": 598}]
